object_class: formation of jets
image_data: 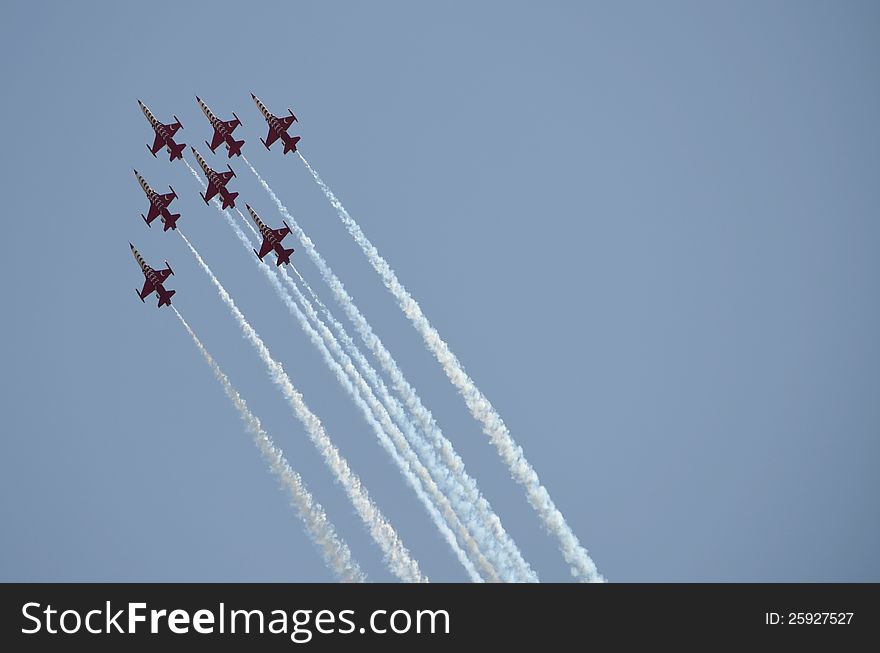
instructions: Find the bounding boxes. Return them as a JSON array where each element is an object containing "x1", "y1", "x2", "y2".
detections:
[{"x1": 131, "y1": 95, "x2": 301, "y2": 308}]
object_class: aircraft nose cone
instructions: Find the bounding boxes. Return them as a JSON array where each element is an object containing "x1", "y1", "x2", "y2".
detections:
[
  {"x1": 251, "y1": 93, "x2": 256, "y2": 99},
  {"x1": 129, "y1": 243, "x2": 134, "y2": 249},
  {"x1": 195, "y1": 95, "x2": 200, "y2": 102}
]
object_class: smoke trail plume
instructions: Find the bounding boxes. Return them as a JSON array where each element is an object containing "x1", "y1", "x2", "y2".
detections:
[
  {"x1": 172, "y1": 306, "x2": 366, "y2": 582},
  {"x1": 243, "y1": 157, "x2": 537, "y2": 582},
  {"x1": 296, "y1": 154, "x2": 602, "y2": 582},
  {"x1": 226, "y1": 207, "x2": 491, "y2": 582},
  {"x1": 175, "y1": 221, "x2": 426, "y2": 583}
]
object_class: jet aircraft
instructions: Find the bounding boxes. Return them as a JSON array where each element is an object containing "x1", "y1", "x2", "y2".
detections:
[
  {"x1": 251, "y1": 93, "x2": 300, "y2": 154},
  {"x1": 196, "y1": 96, "x2": 244, "y2": 158},
  {"x1": 134, "y1": 169, "x2": 180, "y2": 231},
  {"x1": 191, "y1": 147, "x2": 239, "y2": 210},
  {"x1": 131, "y1": 243, "x2": 175, "y2": 307},
  {"x1": 247, "y1": 204, "x2": 295, "y2": 266},
  {"x1": 139, "y1": 100, "x2": 185, "y2": 161}
]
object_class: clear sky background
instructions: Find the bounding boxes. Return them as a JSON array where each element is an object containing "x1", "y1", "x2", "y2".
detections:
[{"x1": 1, "y1": 1, "x2": 878, "y2": 582}]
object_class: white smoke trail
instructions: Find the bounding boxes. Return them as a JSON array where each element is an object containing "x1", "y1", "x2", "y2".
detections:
[
  {"x1": 171, "y1": 306, "x2": 366, "y2": 583},
  {"x1": 226, "y1": 207, "x2": 491, "y2": 582},
  {"x1": 243, "y1": 157, "x2": 537, "y2": 582},
  {"x1": 296, "y1": 154, "x2": 603, "y2": 582},
  {"x1": 175, "y1": 221, "x2": 426, "y2": 583},
  {"x1": 276, "y1": 264, "x2": 508, "y2": 582}
]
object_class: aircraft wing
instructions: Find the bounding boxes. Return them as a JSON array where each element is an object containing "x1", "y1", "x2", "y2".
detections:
[
  {"x1": 160, "y1": 191, "x2": 176, "y2": 204},
  {"x1": 164, "y1": 121, "x2": 181, "y2": 136},
  {"x1": 257, "y1": 237, "x2": 273, "y2": 260},
  {"x1": 263, "y1": 128, "x2": 280, "y2": 148},
  {"x1": 219, "y1": 170, "x2": 234, "y2": 185},
  {"x1": 138, "y1": 277, "x2": 156, "y2": 300},
  {"x1": 272, "y1": 226, "x2": 290, "y2": 240},
  {"x1": 149, "y1": 132, "x2": 164, "y2": 155},
  {"x1": 280, "y1": 115, "x2": 296, "y2": 130},
  {"x1": 223, "y1": 118, "x2": 240, "y2": 132},
  {"x1": 145, "y1": 203, "x2": 160, "y2": 224},
  {"x1": 203, "y1": 180, "x2": 219, "y2": 202},
  {"x1": 155, "y1": 267, "x2": 173, "y2": 283},
  {"x1": 209, "y1": 128, "x2": 225, "y2": 151}
]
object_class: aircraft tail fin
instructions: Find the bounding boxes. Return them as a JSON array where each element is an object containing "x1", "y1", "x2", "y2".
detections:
[
  {"x1": 222, "y1": 192, "x2": 239, "y2": 210},
  {"x1": 283, "y1": 135, "x2": 301, "y2": 154},
  {"x1": 228, "y1": 139, "x2": 245, "y2": 158},
  {"x1": 157, "y1": 289, "x2": 176, "y2": 308},
  {"x1": 170, "y1": 142, "x2": 186, "y2": 161},
  {"x1": 276, "y1": 247, "x2": 295, "y2": 266},
  {"x1": 163, "y1": 213, "x2": 181, "y2": 231}
]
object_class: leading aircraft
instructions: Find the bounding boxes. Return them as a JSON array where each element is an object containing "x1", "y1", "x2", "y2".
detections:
[
  {"x1": 131, "y1": 243, "x2": 175, "y2": 307},
  {"x1": 191, "y1": 147, "x2": 239, "y2": 210},
  {"x1": 246, "y1": 204, "x2": 295, "y2": 266},
  {"x1": 251, "y1": 93, "x2": 300, "y2": 154},
  {"x1": 138, "y1": 100, "x2": 185, "y2": 161},
  {"x1": 196, "y1": 96, "x2": 244, "y2": 158},
  {"x1": 134, "y1": 169, "x2": 180, "y2": 231}
]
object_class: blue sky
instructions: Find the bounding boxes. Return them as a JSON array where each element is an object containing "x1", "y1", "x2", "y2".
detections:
[{"x1": 1, "y1": 1, "x2": 878, "y2": 582}]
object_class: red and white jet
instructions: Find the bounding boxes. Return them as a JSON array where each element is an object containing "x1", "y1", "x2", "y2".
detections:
[
  {"x1": 247, "y1": 204, "x2": 295, "y2": 266},
  {"x1": 138, "y1": 100, "x2": 185, "y2": 161},
  {"x1": 191, "y1": 147, "x2": 239, "y2": 210},
  {"x1": 251, "y1": 93, "x2": 300, "y2": 154},
  {"x1": 196, "y1": 96, "x2": 244, "y2": 158},
  {"x1": 131, "y1": 243, "x2": 175, "y2": 308},
  {"x1": 134, "y1": 169, "x2": 180, "y2": 231}
]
